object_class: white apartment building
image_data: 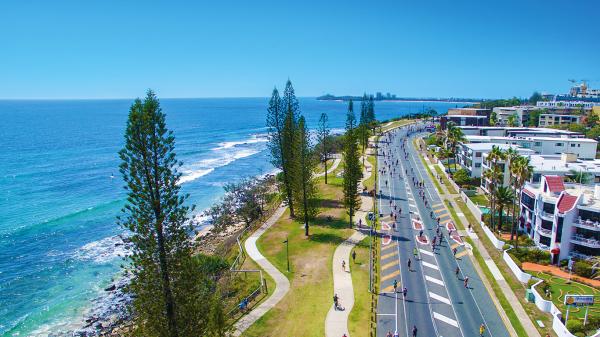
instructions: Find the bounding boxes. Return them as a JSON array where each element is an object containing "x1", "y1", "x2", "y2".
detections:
[
  {"x1": 537, "y1": 101, "x2": 600, "y2": 109},
  {"x1": 458, "y1": 143, "x2": 534, "y2": 178},
  {"x1": 465, "y1": 135, "x2": 597, "y2": 160},
  {"x1": 519, "y1": 175, "x2": 600, "y2": 262}
]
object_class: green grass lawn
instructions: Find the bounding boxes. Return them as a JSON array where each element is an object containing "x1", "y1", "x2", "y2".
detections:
[
  {"x1": 363, "y1": 154, "x2": 377, "y2": 191},
  {"x1": 533, "y1": 272, "x2": 600, "y2": 322},
  {"x1": 244, "y1": 176, "x2": 353, "y2": 336},
  {"x1": 469, "y1": 193, "x2": 489, "y2": 207},
  {"x1": 348, "y1": 237, "x2": 371, "y2": 337},
  {"x1": 433, "y1": 164, "x2": 458, "y2": 194}
]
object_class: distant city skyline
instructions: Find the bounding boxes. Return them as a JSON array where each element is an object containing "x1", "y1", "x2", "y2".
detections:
[{"x1": 1, "y1": 0, "x2": 599, "y2": 99}]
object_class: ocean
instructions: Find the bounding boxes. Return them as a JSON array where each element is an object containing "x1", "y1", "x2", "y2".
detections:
[{"x1": 0, "y1": 97, "x2": 467, "y2": 336}]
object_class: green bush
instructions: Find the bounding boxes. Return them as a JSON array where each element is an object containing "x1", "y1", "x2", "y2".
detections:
[
  {"x1": 452, "y1": 168, "x2": 471, "y2": 186},
  {"x1": 566, "y1": 319, "x2": 583, "y2": 334},
  {"x1": 573, "y1": 260, "x2": 594, "y2": 278},
  {"x1": 510, "y1": 248, "x2": 551, "y2": 265},
  {"x1": 508, "y1": 252, "x2": 523, "y2": 268},
  {"x1": 560, "y1": 259, "x2": 569, "y2": 268}
]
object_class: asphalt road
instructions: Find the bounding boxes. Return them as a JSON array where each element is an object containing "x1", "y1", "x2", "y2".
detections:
[{"x1": 376, "y1": 123, "x2": 511, "y2": 337}]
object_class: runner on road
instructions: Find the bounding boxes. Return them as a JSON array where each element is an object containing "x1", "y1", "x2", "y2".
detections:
[
  {"x1": 412, "y1": 325, "x2": 418, "y2": 337},
  {"x1": 413, "y1": 247, "x2": 418, "y2": 260},
  {"x1": 393, "y1": 279, "x2": 398, "y2": 293},
  {"x1": 479, "y1": 323, "x2": 486, "y2": 336},
  {"x1": 455, "y1": 266, "x2": 460, "y2": 278}
]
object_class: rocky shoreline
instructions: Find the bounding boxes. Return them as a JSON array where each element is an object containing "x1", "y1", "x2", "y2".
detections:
[{"x1": 58, "y1": 219, "x2": 244, "y2": 337}]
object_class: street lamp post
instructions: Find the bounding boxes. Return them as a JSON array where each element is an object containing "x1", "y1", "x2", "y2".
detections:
[{"x1": 283, "y1": 237, "x2": 290, "y2": 272}]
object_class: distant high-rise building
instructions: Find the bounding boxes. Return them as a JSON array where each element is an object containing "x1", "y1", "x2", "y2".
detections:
[{"x1": 376, "y1": 92, "x2": 383, "y2": 100}]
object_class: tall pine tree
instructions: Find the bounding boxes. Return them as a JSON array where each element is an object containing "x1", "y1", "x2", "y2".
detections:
[
  {"x1": 118, "y1": 90, "x2": 214, "y2": 337},
  {"x1": 266, "y1": 87, "x2": 295, "y2": 217},
  {"x1": 281, "y1": 80, "x2": 301, "y2": 218},
  {"x1": 359, "y1": 94, "x2": 369, "y2": 165},
  {"x1": 342, "y1": 100, "x2": 362, "y2": 228},
  {"x1": 316, "y1": 112, "x2": 331, "y2": 184},
  {"x1": 295, "y1": 116, "x2": 318, "y2": 236}
]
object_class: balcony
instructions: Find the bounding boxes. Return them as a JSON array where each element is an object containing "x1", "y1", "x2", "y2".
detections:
[
  {"x1": 570, "y1": 235, "x2": 600, "y2": 248},
  {"x1": 574, "y1": 218, "x2": 600, "y2": 231},
  {"x1": 539, "y1": 210, "x2": 554, "y2": 221},
  {"x1": 537, "y1": 225, "x2": 552, "y2": 237},
  {"x1": 570, "y1": 251, "x2": 595, "y2": 261}
]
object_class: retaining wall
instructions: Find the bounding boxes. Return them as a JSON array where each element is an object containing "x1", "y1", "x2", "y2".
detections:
[
  {"x1": 460, "y1": 190, "x2": 483, "y2": 221},
  {"x1": 503, "y1": 249, "x2": 532, "y2": 283},
  {"x1": 481, "y1": 222, "x2": 505, "y2": 250}
]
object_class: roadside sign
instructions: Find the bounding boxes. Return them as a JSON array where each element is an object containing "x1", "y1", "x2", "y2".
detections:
[
  {"x1": 368, "y1": 212, "x2": 374, "y2": 221},
  {"x1": 564, "y1": 295, "x2": 594, "y2": 306}
]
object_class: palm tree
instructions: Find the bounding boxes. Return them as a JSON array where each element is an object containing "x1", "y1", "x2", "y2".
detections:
[
  {"x1": 485, "y1": 146, "x2": 506, "y2": 231},
  {"x1": 444, "y1": 123, "x2": 466, "y2": 172},
  {"x1": 495, "y1": 186, "x2": 514, "y2": 233},
  {"x1": 505, "y1": 148, "x2": 520, "y2": 239},
  {"x1": 513, "y1": 157, "x2": 533, "y2": 248}
]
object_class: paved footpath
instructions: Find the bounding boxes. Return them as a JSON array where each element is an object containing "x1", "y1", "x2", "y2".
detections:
[
  {"x1": 233, "y1": 205, "x2": 290, "y2": 336},
  {"x1": 325, "y1": 153, "x2": 373, "y2": 337}
]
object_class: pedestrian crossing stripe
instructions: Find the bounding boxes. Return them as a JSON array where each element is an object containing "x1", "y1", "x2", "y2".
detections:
[
  {"x1": 382, "y1": 261, "x2": 397, "y2": 271},
  {"x1": 432, "y1": 203, "x2": 445, "y2": 209},
  {"x1": 455, "y1": 250, "x2": 469, "y2": 259},
  {"x1": 381, "y1": 242, "x2": 397, "y2": 251},
  {"x1": 381, "y1": 252, "x2": 396, "y2": 261},
  {"x1": 450, "y1": 243, "x2": 460, "y2": 250},
  {"x1": 433, "y1": 312, "x2": 459, "y2": 327},
  {"x1": 381, "y1": 270, "x2": 400, "y2": 282},
  {"x1": 438, "y1": 213, "x2": 451, "y2": 220}
]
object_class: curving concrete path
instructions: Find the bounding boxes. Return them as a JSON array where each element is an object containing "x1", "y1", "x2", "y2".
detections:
[
  {"x1": 233, "y1": 205, "x2": 290, "y2": 336},
  {"x1": 315, "y1": 156, "x2": 342, "y2": 178},
  {"x1": 325, "y1": 152, "x2": 374, "y2": 337}
]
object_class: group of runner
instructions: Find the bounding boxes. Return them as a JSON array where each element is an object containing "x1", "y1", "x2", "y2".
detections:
[{"x1": 377, "y1": 124, "x2": 486, "y2": 337}]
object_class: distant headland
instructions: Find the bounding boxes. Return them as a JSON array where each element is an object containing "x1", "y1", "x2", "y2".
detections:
[{"x1": 316, "y1": 93, "x2": 480, "y2": 103}]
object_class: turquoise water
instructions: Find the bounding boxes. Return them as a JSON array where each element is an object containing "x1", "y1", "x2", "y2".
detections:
[{"x1": 0, "y1": 98, "x2": 466, "y2": 336}]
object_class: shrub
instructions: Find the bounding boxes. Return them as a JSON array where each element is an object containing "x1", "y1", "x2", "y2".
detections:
[
  {"x1": 559, "y1": 259, "x2": 569, "y2": 268},
  {"x1": 566, "y1": 320, "x2": 583, "y2": 334},
  {"x1": 508, "y1": 252, "x2": 523, "y2": 268},
  {"x1": 452, "y1": 168, "x2": 471, "y2": 186},
  {"x1": 573, "y1": 261, "x2": 594, "y2": 278}
]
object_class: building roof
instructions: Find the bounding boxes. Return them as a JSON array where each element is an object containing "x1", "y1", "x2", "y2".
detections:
[
  {"x1": 464, "y1": 135, "x2": 597, "y2": 143},
  {"x1": 523, "y1": 188, "x2": 535, "y2": 198},
  {"x1": 444, "y1": 115, "x2": 488, "y2": 118},
  {"x1": 545, "y1": 175, "x2": 565, "y2": 193},
  {"x1": 557, "y1": 193, "x2": 578, "y2": 213},
  {"x1": 528, "y1": 155, "x2": 600, "y2": 174}
]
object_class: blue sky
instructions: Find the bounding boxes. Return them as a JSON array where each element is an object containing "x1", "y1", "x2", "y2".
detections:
[{"x1": 1, "y1": 0, "x2": 599, "y2": 99}]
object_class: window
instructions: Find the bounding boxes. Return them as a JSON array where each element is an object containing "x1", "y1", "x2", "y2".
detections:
[
  {"x1": 578, "y1": 144, "x2": 581, "y2": 147},
  {"x1": 475, "y1": 152, "x2": 482, "y2": 158},
  {"x1": 571, "y1": 144, "x2": 576, "y2": 147},
  {"x1": 556, "y1": 143, "x2": 563, "y2": 147},
  {"x1": 535, "y1": 142, "x2": 542, "y2": 146},
  {"x1": 475, "y1": 163, "x2": 481, "y2": 168}
]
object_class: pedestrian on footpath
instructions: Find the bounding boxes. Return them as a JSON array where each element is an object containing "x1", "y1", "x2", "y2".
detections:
[{"x1": 352, "y1": 250, "x2": 356, "y2": 263}]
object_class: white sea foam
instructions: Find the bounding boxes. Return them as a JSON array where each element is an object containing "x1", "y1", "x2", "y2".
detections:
[
  {"x1": 74, "y1": 235, "x2": 132, "y2": 264},
  {"x1": 178, "y1": 133, "x2": 267, "y2": 185},
  {"x1": 214, "y1": 134, "x2": 268, "y2": 151}
]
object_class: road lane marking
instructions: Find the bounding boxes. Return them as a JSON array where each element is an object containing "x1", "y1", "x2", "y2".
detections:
[
  {"x1": 381, "y1": 252, "x2": 396, "y2": 260},
  {"x1": 455, "y1": 250, "x2": 469, "y2": 259},
  {"x1": 419, "y1": 249, "x2": 434, "y2": 256},
  {"x1": 382, "y1": 285, "x2": 397, "y2": 293},
  {"x1": 429, "y1": 292, "x2": 451, "y2": 305},
  {"x1": 382, "y1": 261, "x2": 397, "y2": 271},
  {"x1": 381, "y1": 270, "x2": 400, "y2": 282},
  {"x1": 425, "y1": 275, "x2": 444, "y2": 286},
  {"x1": 433, "y1": 312, "x2": 459, "y2": 327},
  {"x1": 422, "y1": 261, "x2": 439, "y2": 270}
]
